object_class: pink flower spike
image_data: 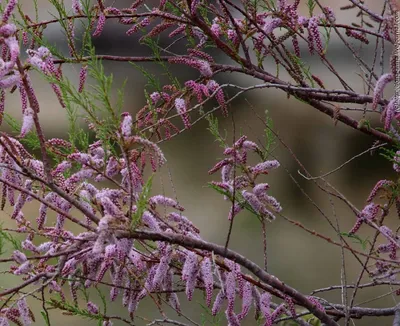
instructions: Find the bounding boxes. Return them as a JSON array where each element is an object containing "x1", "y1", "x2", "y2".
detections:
[
  {"x1": 78, "y1": 65, "x2": 88, "y2": 93},
  {"x1": 121, "y1": 112, "x2": 133, "y2": 138},
  {"x1": 72, "y1": 0, "x2": 83, "y2": 14},
  {"x1": 253, "y1": 183, "x2": 270, "y2": 196},
  {"x1": 263, "y1": 17, "x2": 282, "y2": 34},
  {"x1": 149, "y1": 195, "x2": 184, "y2": 211},
  {"x1": 367, "y1": 180, "x2": 394, "y2": 202},
  {"x1": 12, "y1": 250, "x2": 27, "y2": 264},
  {"x1": 271, "y1": 303, "x2": 286, "y2": 320},
  {"x1": 257, "y1": 193, "x2": 282, "y2": 213},
  {"x1": 93, "y1": 13, "x2": 106, "y2": 37},
  {"x1": 372, "y1": 73, "x2": 394, "y2": 110},
  {"x1": 383, "y1": 97, "x2": 396, "y2": 130},
  {"x1": 175, "y1": 98, "x2": 191, "y2": 129},
  {"x1": 394, "y1": 150, "x2": 400, "y2": 173},
  {"x1": 251, "y1": 160, "x2": 280, "y2": 175},
  {"x1": 228, "y1": 203, "x2": 243, "y2": 221},
  {"x1": 308, "y1": 16, "x2": 323, "y2": 54},
  {"x1": 17, "y1": 298, "x2": 31, "y2": 325},
  {"x1": 182, "y1": 251, "x2": 199, "y2": 301},
  {"x1": 225, "y1": 272, "x2": 236, "y2": 313},
  {"x1": 260, "y1": 292, "x2": 272, "y2": 318},
  {"x1": 242, "y1": 140, "x2": 260, "y2": 152},
  {"x1": 212, "y1": 290, "x2": 226, "y2": 316},
  {"x1": 360, "y1": 203, "x2": 380, "y2": 221},
  {"x1": 87, "y1": 301, "x2": 99, "y2": 314},
  {"x1": 0, "y1": 317, "x2": 9, "y2": 326},
  {"x1": 2, "y1": 0, "x2": 18, "y2": 23},
  {"x1": 225, "y1": 309, "x2": 240, "y2": 326},
  {"x1": 238, "y1": 281, "x2": 253, "y2": 320},
  {"x1": 242, "y1": 190, "x2": 276, "y2": 220},
  {"x1": 200, "y1": 257, "x2": 214, "y2": 306}
]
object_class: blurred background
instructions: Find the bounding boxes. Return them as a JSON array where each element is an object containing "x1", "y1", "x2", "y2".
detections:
[{"x1": 1, "y1": 0, "x2": 397, "y2": 325}]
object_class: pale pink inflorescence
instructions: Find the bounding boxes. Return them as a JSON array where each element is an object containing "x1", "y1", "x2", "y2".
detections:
[
  {"x1": 19, "y1": 108, "x2": 34, "y2": 138},
  {"x1": 175, "y1": 98, "x2": 191, "y2": 129},
  {"x1": 373, "y1": 73, "x2": 394, "y2": 110},
  {"x1": 209, "y1": 136, "x2": 281, "y2": 221}
]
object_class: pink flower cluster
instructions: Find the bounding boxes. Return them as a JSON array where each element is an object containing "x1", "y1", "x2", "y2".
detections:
[{"x1": 209, "y1": 135, "x2": 281, "y2": 221}]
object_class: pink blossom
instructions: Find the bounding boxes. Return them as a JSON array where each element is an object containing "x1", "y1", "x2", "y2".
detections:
[
  {"x1": 212, "y1": 290, "x2": 226, "y2": 316},
  {"x1": 78, "y1": 65, "x2": 88, "y2": 93},
  {"x1": 99, "y1": 195, "x2": 124, "y2": 217},
  {"x1": 52, "y1": 161, "x2": 71, "y2": 175},
  {"x1": 131, "y1": 136, "x2": 166, "y2": 167},
  {"x1": 142, "y1": 211, "x2": 161, "y2": 231},
  {"x1": 308, "y1": 17, "x2": 323, "y2": 54},
  {"x1": 372, "y1": 73, "x2": 394, "y2": 110},
  {"x1": 242, "y1": 140, "x2": 260, "y2": 152},
  {"x1": 93, "y1": 13, "x2": 106, "y2": 37},
  {"x1": 72, "y1": 0, "x2": 83, "y2": 14},
  {"x1": 253, "y1": 183, "x2": 270, "y2": 196},
  {"x1": 175, "y1": 98, "x2": 191, "y2": 129},
  {"x1": 207, "y1": 80, "x2": 227, "y2": 116},
  {"x1": 188, "y1": 49, "x2": 214, "y2": 63},
  {"x1": 150, "y1": 92, "x2": 161, "y2": 104},
  {"x1": 22, "y1": 239, "x2": 38, "y2": 253},
  {"x1": 149, "y1": 195, "x2": 184, "y2": 211},
  {"x1": 182, "y1": 251, "x2": 199, "y2": 301},
  {"x1": 37, "y1": 241, "x2": 53, "y2": 253},
  {"x1": 169, "y1": 57, "x2": 213, "y2": 77},
  {"x1": 68, "y1": 152, "x2": 91, "y2": 165},
  {"x1": 106, "y1": 157, "x2": 119, "y2": 177},
  {"x1": 242, "y1": 190, "x2": 276, "y2": 220},
  {"x1": 360, "y1": 203, "x2": 380, "y2": 220},
  {"x1": 250, "y1": 160, "x2": 280, "y2": 174},
  {"x1": 211, "y1": 22, "x2": 221, "y2": 37},
  {"x1": 200, "y1": 257, "x2": 213, "y2": 306},
  {"x1": 228, "y1": 203, "x2": 243, "y2": 221},
  {"x1": 227, "y1": 29, "x2": 238, "y2": 46},
  {"x1": 394, "y1": 151, "x2": 400, "y2": 173},
  {"x1": 17, "y1": 298, "x2": 31, "y2": 325},
  {"x1": 167, "y1": 212, "x2": 200, "y2": 233},
  {"x1": 271, "y1": 303, "x2": 286, "y2": 320},
  {"x1": 0, "y1": 73, "x2": 20, "y2": 89},
  {"x1": 349, "y1": 218, "x2": 363, "y2": 234},
  {"x1": 121, "y1": 112, "x2": 133, "y2": 138},
  {"x1": 307, "y1": 296, "x2": 325, "y2": 312},
  {"x1": 152, "y1": 246, "x2": 172, "y2": 289},
  {"x1": 321, "y1": 6, "x2": 336, "y2": 22},
  {"x1": 260, "y1": 292, "x2": 272, "y2": 320},
  {"x1": 2, "y1": 0, "x2": 17, "y2": 23},
  {"x1": 225, "y1": 272, "x2": 236, "y2": 312},
  {"x1": 0, "y1": 24, "x2": 16, "y2": 37},
  {"x1": 257, "y1": 193, "x2": 282, "y2": 212},
  {"x1": 208, "y1": 158, "x2": 233, "y2": 174},
  {"x1": 367, "y1": 180, "x2": 394, "y2": 202},
  {"x1": 87, "y1": 301, "x2": 99, "y2": 314},
  {"x1": 12, "y1": 250, "x2": 27, "y2": 264},
  {"x1": 380, "y1": 225, "x2": 393, "y2": 238},
  {"x1": 238, "y1": 281, "x2": 253, "y2": 320},
  {"x1": 169, "y1": 24, "x2": 186, "y2": 38},
  {"x1": 382, "y1": 97, "x2": 396, "y2": 130},
  {"x1": 263, "y1": 17, "x2": 282, "y2": 34},
  {"x1": 14, "y1": 261, "x2": 32, "y2": 275},
  {"x1": 225, "y1": 309, "x2": 240, "y2": 326}
]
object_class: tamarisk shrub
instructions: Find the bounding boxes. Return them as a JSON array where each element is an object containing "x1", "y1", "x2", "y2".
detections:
[{"x1": 0, "y1": 0, "x2": 400, "y2": 325}]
